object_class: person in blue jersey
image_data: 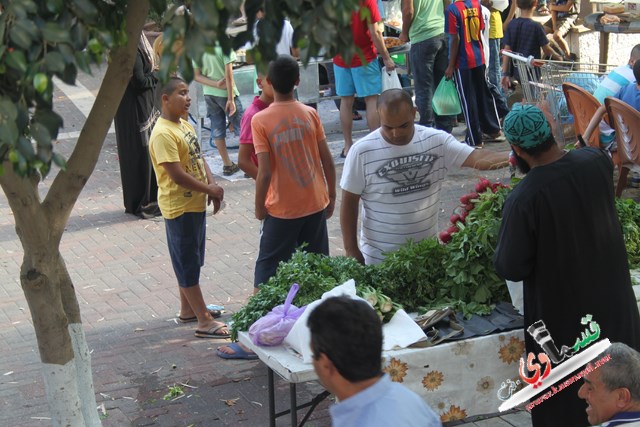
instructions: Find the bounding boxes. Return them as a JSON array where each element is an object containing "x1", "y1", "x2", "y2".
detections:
[{"x1": 445, "y1": 0, "x2": 507, "y2": 146}]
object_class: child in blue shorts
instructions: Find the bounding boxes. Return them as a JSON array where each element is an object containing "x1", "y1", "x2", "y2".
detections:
[
  {"x1": 193, "y1": 45, "x2": 243, "y2": 176},
  {"x1": 149, "y1": 77, "x2": 229, "y2": 339}
]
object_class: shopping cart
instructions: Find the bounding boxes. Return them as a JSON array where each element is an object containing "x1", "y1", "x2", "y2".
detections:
[{"x1": 502, "y1": 50, "x2": 616, "y2": 145}]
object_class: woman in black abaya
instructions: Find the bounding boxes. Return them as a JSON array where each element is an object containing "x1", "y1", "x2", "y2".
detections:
[{"x1": 114, "y1": 33, "x2": 161, "y2": 218}]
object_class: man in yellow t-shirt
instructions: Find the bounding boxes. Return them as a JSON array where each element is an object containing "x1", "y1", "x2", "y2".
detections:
[{"x1": 149, "y1": 77, "x2": 229, "y2": 339}]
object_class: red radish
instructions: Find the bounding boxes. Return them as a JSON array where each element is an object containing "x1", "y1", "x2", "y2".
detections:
[
  {"x1": 465, "y1": 203, "x2": 474, "y2": 211},
  {"x1": 447, "y1": 225, "x2": 458, "y2": 234},
  {"x1": 438, "y1": 231, "x2": 452, "y2": 243},
  {"x1": 475, "y1": 181, "x2": 489, "y2": 193},
  {"x1": 460, "y1": 210, "x2": 468, "y2": 220},
  {"x1": 450, "y1": 214, "x2": 461, "y2": 224}
]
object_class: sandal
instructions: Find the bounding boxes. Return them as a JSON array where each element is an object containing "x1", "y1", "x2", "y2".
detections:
[
  {"x1": 195, "y1": 323, "x2": 230, "y2": 339},
  {"x1": 223, "y1": 162, "x2": 240, "y2": 176},
  {"x1": 537, "y1": 5, "x2": 550, "y2": 15}
]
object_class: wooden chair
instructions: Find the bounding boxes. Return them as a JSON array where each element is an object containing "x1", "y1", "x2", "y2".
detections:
[
  {"x1": 582, "y1": 97, "x2": 640, "y2": 197},
  {"x1": 562, "y1": 82, "x2": 605, "y2": 147}
]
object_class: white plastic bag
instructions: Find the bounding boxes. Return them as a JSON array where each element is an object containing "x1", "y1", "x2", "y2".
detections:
[
  {"x1": 505, "y1": 280, "x2": 524, "y2": 315},
  {"x1": 381, "y1": 67, "x2": 402, "y2": 92}
]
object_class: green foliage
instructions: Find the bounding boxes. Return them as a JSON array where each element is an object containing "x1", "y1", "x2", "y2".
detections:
[
  {"x1": 229, "y1": 251, "x2": 370, "y2": 340},
  {"x1": 440, "y1": 187, "x2": 511, "y2": 315},
  {"x1": 157, "y1": 0, "x2": 359, "y2": 80},
  {"x1": 0, "y1": 0, "x2": 360, "y2": 178},
  {"x1": 0, "y1": 0, "x2": 129, "y2": 177},
  {"x1": 162, "y1": 384, "x2": 184, "y2": 400},
  {"x1": 616, "y1": 198, "x2": 640, "y2": 269},
  {"x1": 375, "y1": 239, "x2": 448, "y2": 312}
]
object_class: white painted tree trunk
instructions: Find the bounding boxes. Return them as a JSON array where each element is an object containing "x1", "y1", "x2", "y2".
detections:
[
  {"x1": 42, "y1": 359, "x2": 84, "y2": 427},
  {"x1": 70, "y1": 323, "x2": 101, "y2": 426},
  {"x1": 41, "y1": 326, "x2": 101, "y2": 427}
]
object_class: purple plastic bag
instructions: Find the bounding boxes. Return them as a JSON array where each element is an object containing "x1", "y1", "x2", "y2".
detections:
[{"x1": 248, "y1": 283, "x2": 307, "y2": 346}]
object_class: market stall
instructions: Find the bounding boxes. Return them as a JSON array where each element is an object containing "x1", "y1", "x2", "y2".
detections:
[
  {"x1": 239, "y1": 328, "x2": 525, "y2": 426},
  {"x1": 584, "y1": 11, "x2": 640, "y2": 65}
]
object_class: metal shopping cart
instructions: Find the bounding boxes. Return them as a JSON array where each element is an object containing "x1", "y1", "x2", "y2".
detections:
[{"x1": 502, "y1": 50, "x2": 616, "y2": 145}]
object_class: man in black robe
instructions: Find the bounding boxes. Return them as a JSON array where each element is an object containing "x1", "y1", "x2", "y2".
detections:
[{"x1": 493, "y1": 104, "x2": 640, "y2": 427}]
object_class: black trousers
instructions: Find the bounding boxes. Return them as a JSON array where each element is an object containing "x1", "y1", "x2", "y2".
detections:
[
  {"x1": 253, "y1": 210, "x2": 329, "y2": 288},
  {"x1": 454, "y1": 65, "x2": 502, "y2": 146}
]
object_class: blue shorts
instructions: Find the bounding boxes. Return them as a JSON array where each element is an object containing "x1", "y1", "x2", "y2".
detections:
[
  {"x1": 334, "y1": 60, "x2": 382, "y2": 98},
  {"x1": 165, "y1": 212, "x2": 206, "y2": 287},
  {"x1": 204, "y1": 95, "x2": 244, "y2": 139}
]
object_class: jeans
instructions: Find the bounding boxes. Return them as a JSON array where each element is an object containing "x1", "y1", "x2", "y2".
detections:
[
  {"x1": 488, "y1": 39, "x2": 503, "y2": 96},
  {"x1": 488, "y1": 39, "x2": 509, "y2": 118},
  {"x1": 409, "y1": 33, "x2": 455, "y2": 133}
]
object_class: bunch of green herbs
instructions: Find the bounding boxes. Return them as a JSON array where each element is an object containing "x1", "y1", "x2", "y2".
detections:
[
  {"x1": 229, "y1": 251, "x2": 371, "y2": 340},
  {"x1": 374, "y1": 239, "x2": 448, "y2": 312},
  {"x1": 439, "y1": 186, "x2": 511, "y2": 316},
  {"x1": 616, "y1": 198, "x2": 640, "y2": 269}
]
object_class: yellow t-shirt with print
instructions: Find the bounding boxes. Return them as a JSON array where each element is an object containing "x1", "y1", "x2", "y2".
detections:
[{"x1": 149, "y1": 117, "x2": 207, "y2": 219}]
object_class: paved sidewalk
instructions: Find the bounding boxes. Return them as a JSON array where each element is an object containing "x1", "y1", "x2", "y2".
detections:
[{"x1": 0, "y1": 68, "x2": 530, "y2": 426}]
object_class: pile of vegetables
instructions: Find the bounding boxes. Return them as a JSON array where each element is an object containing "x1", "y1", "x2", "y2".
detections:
[
  {"x1": 229, "y1": 251, "x2": 372, "y2": 340},
  {"x1": 230, "y1": 179, "x2": 640, "y2": 339},
  {"x1": 436, "y1": 179, "x2": 512, "y2": 317},
  {"x1": 360, "y1": 285, "x2": 402, "y2": 323},
  {"x1": 616, "y1": 198, "x2": 640, "y2": 269}
]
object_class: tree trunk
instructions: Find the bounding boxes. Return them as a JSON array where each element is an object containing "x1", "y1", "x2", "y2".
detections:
[{"x1": 0, "y1": 1, "x2": 150, "y2": 425}]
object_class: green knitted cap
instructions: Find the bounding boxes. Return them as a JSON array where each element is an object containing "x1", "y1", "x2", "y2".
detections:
[{"x1": 503, "y1": 104, "x2": 552, "y2": 148}]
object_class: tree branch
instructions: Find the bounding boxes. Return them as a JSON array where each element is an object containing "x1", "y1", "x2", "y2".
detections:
[
  {"x1": 0, "y1": 161, "x2": 48, "y2": 248},
  {"x1": 43, "y1": 0, "x2": 150, "y2": 242}
]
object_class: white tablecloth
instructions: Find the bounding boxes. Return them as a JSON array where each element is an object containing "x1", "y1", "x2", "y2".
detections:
[{"x1": 239, "y1": 329, "x2": 525, "y2": 422}]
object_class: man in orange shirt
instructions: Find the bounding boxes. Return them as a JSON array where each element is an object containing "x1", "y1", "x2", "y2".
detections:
[{"x1": 252, "y1": 55, "x2": 336, "y2": 288}]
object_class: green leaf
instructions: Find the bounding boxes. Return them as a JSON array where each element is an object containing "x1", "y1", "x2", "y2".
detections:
[
  {"x1": 52, "y1": 152, "x2": 66, "y2": 169},
  {"x1": 33, "y1": 73, "x2": 49, "y2": 93},
  {"x1": 5, "y1": 50, "x2": 28, "y2": 73},
  {"x1": 74, "y1": 51, "x2": 92, "y2": 75},
  {"x1": 16, "y1": 136, "x2": 35, "y2": 160},
  {"x1": 9, "y1": 24, "x2": 33, "y2": 50},
  {"x1": 47, "y1": 0, "x2": 64, "y2": 13},
  {"x1": 32, "y1": 109, "x2": 63, "y2": 139},
  {"x1": 30, "y1": 122, "x2": 52, "y2": 146},
  {"x1": 70, "y1": 23, "x2": 89, "y2": 51},
  {"x1": 0, "y1": 122, "x2": 19, "y2": 145},
  {"x1": 71, "y1": 0, "x2": 99, "y2": 22},
  {"x1": 20, "y1": 0, "x2": 38, "y2": 13},
  {"x1": 42, "y1": 23, "x2": 71, "y2": 43},
  {"x1": 45, "y1": 51, "x2": 66, "y2": 72},
  {"x1": 87, "y1": 38, "x2": 102, "y2": 54}
]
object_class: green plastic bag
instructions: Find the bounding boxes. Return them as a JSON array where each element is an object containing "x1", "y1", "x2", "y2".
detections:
[{"x1": 432, "y1": 77, "x2": 461, "y2": 116}]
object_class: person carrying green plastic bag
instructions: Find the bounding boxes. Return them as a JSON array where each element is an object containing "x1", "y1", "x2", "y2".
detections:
[{"x1": 432, "y1": 77, "x2": 461, "y2": 116}]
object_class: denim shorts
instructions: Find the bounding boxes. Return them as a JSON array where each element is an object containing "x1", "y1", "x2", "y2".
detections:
[
  {"x1": 334, "y1": 60, "x2": 382, "y2": 98},
  {"x1": 204, "y1": 95, "x2": 244, "y2": 139},
  {"x1": 165, "y1": 211, "x2": 206, "y2": 287}
]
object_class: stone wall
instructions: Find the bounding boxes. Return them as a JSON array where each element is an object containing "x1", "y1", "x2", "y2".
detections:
[{"x1": 570, "y1": 30, "x2": 640, "y2": 66}]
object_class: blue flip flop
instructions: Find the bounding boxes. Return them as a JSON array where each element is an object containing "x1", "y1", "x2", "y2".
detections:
[{"x1": 216, "y1": 342, "x2": 258, "y2": 360}]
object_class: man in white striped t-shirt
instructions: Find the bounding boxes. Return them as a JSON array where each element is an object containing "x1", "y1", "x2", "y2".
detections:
[{"x1": 340, "y1": 89, "x2": 509, "y2": 265}]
